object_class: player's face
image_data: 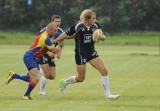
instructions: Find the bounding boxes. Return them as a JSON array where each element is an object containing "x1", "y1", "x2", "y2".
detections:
[
  {"x1": 48, "y1": 23, "x2": 59, "y2": 37},
  {"x1": 52, "y1": 18, "x2": 61, "y2": 27},
  {"x1": 88, "y1": 14, "x2": 96, "y2": 25}
]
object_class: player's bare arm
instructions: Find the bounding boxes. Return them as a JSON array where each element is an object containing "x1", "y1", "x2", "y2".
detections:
[{"x1": 56, "y1": 32, "x2": 68, "y2": 41}]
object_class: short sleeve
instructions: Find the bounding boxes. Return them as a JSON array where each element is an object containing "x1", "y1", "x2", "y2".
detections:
[
  {"x1": 95, "y1": 22, "x2": 101, "y2": 29},
  {"x1": 65, "y1": 23, "x2": 76, "y2": 36},
  {"x1": 45, "y1": 37, "x2": 54, "y2": 50},
  {"x1": 55, "y1": 28, "x2": 64, "y2": 38}
]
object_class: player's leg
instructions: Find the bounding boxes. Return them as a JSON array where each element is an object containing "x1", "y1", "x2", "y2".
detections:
[
  {"x1": 60, "y1": 64, "x2": 86, "y2": 94},
  {"x1": 22, "y1": 52, "x2": 40, "y2": 100},
  {"x1": 38, "y1": 55, "x2": 49, "y2": 95},
  {"x1": 39, "y1": 67, "x2": 47, "y2": 95},
  {"x1": 23, "y1": 68, "x2": 40, "y2": 100},
  {"x1": 6, "y1": 71, "x2": 30, "y2": 84},
  {"x1": 60, "y1": 53, "x2": 86, "y2": 94},
  {"x1": 6, "y1": 52, "x2": 34, "y2": 84},
  {"x1": 45, "y1": 59, "x2": 56, "y2": 80},
  {"x1": 89, "y1": 57, "x2": 120, "y2": 100},
  {"x1": 39, "y1": 64, "x2": 56, "y2": 95}
]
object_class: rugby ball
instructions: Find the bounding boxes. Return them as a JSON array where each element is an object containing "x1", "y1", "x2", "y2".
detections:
[{"x1": 93, "y1": 29, "x2": 105, "y2": 42}]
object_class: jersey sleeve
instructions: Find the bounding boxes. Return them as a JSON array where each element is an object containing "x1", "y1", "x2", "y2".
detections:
[
  {"x1": 54, "y1": 28, "x2": 64, "y2": 38},
  {"x1": 39, "y1": 27, "x2": 47, "y2": 34},
  {"x1": 65, "y1": 23, "x2": 76, "y2": 36},
  {"x1": 95, "y1": 22, "x2": 101, "y2": 29},
  {"x1": 45, "y1": 37, "x2": 54, "y2": 50}
]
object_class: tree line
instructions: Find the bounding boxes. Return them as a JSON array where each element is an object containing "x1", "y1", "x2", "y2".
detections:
[{"x1": 0, "y1": 0, "x2": 159, "y2": 33}]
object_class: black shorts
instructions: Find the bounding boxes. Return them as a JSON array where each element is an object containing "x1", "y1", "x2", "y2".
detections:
[
  {"x1": 38, "y1": 54, "x2": 56, "y2": 67},
  {"x1": 75, "y1": 51, "x2": 99, "y2": 65}
]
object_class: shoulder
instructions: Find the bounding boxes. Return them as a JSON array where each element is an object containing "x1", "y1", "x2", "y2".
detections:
[
  {"x1": 41, "y1": 31, "x2": 48, "y2": 37},
  {"x1": 57, "y1": 27, "x2": 64, "y2": 33},
  {"x1": 69, "y1": 21, "x2": 82, "y2": 29},
  {"x1": 74, "y1": 21, "x2": 84, "y2": 31},
  {"x1": 55, "y1": 27, "x2": 63, "y2": 38},
  {"x1": 39, "y1": 31, "x2": 49, "y2": 43},
  {"x1": 39, "y1": 27, "x2": 47, "y2": 34}
]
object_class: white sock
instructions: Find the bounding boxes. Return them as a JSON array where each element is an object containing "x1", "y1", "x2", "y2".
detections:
[
  {"x1": 64, "y1": 76, "x2": 77, "y2": 86},
  {"x1": 40, "y1": 76, "x2": 48, "y2": 92},
  {"x1": 101, "y1": 76, "x2": 111, "y2": 96},
  {"x1": 39, "y1": 68, "x2": 44, "y2": 76}
]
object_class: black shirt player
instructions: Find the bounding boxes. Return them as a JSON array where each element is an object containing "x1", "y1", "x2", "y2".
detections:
[
  {"x1": 65, "y1": 20, "x2": 101, "y2": 64},
  {"x1": 56, "y1": 9, "x2": 120, "y2": 100}
]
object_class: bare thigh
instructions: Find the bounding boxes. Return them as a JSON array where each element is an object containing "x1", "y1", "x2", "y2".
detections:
[
  {"x1": 29, "y1": 68, "x2": 41, "y2": 83},
  {"x1": 89, "y1": 57, "x2": 108, "y2": 76},
  {"x1": 40, "y1": 64, "x2": 56, "y2": 79}
]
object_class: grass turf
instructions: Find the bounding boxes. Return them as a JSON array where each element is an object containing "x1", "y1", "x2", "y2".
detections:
[{"x1": 0, "y1": 45, "x2": 160, "y2": 111}]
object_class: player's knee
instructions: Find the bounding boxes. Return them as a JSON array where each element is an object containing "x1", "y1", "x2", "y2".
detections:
[
  {"x1": 101, "y1": 68, "x2": 108, "y2": 76},
  {"x1": 30, "y1": 76, "x2": 40, "y2": 86},
  {"x1": 45, "y1": 73, "x2": 55, "y2": 80},
  {"x1": 33, "y1": 74, "x2": 40, "y2": 82},
  {"x1": 44, "y1": 72, "x2": 51, "y2": 78},
  {"x1": 49, "y1": 75, "x2": 55, "y2": 80}
]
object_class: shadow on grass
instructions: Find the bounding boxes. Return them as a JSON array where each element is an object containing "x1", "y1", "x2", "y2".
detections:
[
  {"x1": 130, "y1": 53, "x2": 160, "y2": 56},
  {"x1": 35, "y1": 95, "x2": 105, "y2": 101},
  {"x1": 109, "y1": 104, "x2": 160, "y2": 109}
]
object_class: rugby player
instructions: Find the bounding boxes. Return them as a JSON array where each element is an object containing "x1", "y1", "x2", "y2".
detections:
[
  {"x1": 6, "y1": 20, "x2": 60, "y2": 100},
  {"x1": 37, "y1": 15, "x2": 64, "y2": 96},
  {"x1": 55, "y1": 9, "x2": 120, "y2": 100}
]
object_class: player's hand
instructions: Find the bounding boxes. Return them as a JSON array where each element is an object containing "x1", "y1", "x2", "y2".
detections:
[
  {"x1": 47, "y1": 51, "x2": 55, "y2": 59},
  {"x1": 93, "y1": 29, "x2": 106, "y2": 43}
]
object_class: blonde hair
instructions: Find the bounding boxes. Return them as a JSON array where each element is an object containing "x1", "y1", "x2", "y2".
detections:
[{"x1": 80, "y1": 9, "x2": 96, "y2": 21}]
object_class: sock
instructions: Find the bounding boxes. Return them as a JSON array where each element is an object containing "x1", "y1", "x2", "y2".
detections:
[
  {"x1": 39, "y1": 76, "x2": 48, "y2": 92},
  {"x1": 101, "y1": 76, "x2": 111, "y2": 96},
  {"x1": 12, "y1": 74, "x2": 30, "y2": 82},
  {"x1": 64, "y1": 76, "x2": 77, "y2": 86},
  {"x1": 39, "y1": 68, "x2": 44, "y2": 76},
  {"x1": 24, "y1": 80, "x2": 36, "y2": 96}
]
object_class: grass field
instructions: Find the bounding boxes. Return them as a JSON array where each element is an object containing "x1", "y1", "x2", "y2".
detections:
[
  {"x1": 0, "y1": 44, "x2": 160, "y2": 111},
  {"x1": 0, "y1": 31, "x2": 159, "y2": 46}
]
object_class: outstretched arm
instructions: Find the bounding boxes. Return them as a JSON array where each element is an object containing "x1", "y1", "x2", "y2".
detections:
[{"x1": 56, "y1": 32, "x2": 68, "y2": 41}]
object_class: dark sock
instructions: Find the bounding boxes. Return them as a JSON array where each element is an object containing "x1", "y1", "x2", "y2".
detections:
[
  {"x1": 24, "y1": 83, "x2": 35, "y2": 96},
  {"x1": 12, "y1": 74, "x2": 30, "y2": 82}
]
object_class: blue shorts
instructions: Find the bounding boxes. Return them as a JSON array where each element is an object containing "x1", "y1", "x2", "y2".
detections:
[{"x1": 23, "y1": 51, "x2": 39, "y2": 71}]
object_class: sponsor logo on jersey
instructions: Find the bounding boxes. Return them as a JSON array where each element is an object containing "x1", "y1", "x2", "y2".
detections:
[{"x1": 84, "y1": 34, "x2": 92, "y2": 43}]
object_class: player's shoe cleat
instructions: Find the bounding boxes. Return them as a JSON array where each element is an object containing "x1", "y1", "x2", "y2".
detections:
[
  {"x1": 6, "y1": 71, "x2": 15, "y2": 84},
  {"x1": 106, "y1": 94, "x2": 120, "y2": 100},
  {"x1": 60, "y1": 79, "x2": 66, "y2": 95},
  {"x1": 38, "y1": 91, "x2": 46, "y2": 96},
  {"x1": 22, "y1": 96, "x2": 33, "y2": 100}
]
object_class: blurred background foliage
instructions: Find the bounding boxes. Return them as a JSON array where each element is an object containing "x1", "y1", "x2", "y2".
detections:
[{"x1": 0, "y1": 0, "x2": 160, "y2": 33}]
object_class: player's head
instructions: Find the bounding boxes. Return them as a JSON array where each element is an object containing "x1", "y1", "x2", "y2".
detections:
[
  {"x1": 47, "y1": 22, "x2": 59, "y2": 36},
  {"x1": 51, "y1": 15, "x2": 61, "y2": 27},
  {"x1": 80, "y1": 9, "x2": 96, "y2": 25}
]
